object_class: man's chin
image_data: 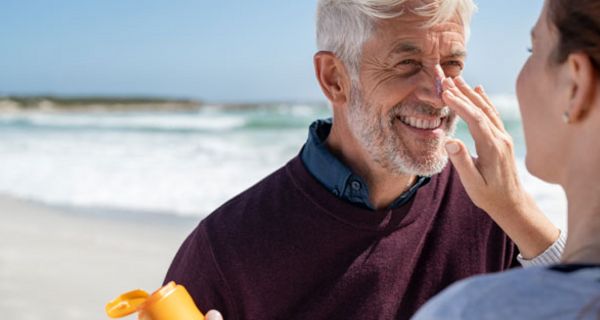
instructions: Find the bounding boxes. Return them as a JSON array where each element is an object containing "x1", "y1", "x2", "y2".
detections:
[
  {"x1": 417, "y1": 155, "x2": 449, "y2": 177},
  {"x1": 392, "y1": 149, "x2": 449, "y2": 177}
]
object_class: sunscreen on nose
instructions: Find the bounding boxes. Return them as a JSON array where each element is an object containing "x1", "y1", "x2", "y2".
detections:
[
  {"x1": 434, "y1": 64, "x2": 445, "y2": 98},
  {"x1": 106, "y1": 282, "x2": 205, "y2": 320}
]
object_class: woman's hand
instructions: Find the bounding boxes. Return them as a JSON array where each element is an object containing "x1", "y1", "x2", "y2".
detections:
[
  {"x1": 441, "y1": 76, "x2": 559, "y2": 259},
  {"x1": 441, "y1": 76, "x2": 524, "y2": 214}
]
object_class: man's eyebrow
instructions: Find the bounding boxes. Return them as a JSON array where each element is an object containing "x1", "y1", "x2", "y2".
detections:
[
  {"x1": 445, "y1": 49, "x2": 467, "y2": 59},
  {"x1": 531, "y1": 28, "x2": 536, "y2": 39},
  {"x1": 390, "y1": 42, "x2": 422, "y2": 55},
  {"x1": 390, "y1": 42, "x2": 466, "y2": 59}
]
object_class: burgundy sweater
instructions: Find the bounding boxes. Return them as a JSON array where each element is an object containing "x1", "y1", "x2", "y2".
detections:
[{"x1": 164, "y1": 156, "x2": 518, "y2": 319}]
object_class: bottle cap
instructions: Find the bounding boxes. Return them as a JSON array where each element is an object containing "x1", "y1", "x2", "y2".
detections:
[
  {"x1": 106, "y1": 282, "x2": 204, "y2": 320},
  {"x1": 106, "y1": 289, "x2": 150, "y2": 318}
]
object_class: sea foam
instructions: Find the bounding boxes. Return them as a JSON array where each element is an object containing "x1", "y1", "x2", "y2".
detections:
[{"x1": 0, "y1": 100, "x2": 566, "y2": 229}]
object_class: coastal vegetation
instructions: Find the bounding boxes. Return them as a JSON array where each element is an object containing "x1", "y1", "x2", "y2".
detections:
[
  {"x1": 0, "y1": 96, "x2": 327, "y2": 112},
  {"x1": 0, "y1": 96, "x2": 202, "y2": 112}
]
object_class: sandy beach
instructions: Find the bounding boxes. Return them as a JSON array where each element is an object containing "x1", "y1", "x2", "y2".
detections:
[{"x1": 0, "y1": 195, "x2": 199, "y2": 319}]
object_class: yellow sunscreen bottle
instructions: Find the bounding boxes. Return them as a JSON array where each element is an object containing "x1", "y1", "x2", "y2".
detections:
[{"x1": 106, "y1": 281, "x2": 204, "y2": 320}]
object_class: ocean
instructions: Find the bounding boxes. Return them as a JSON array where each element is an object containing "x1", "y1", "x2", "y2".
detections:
[{"x1": 0, "y1": 97, "x2": 567, "y2": 229}]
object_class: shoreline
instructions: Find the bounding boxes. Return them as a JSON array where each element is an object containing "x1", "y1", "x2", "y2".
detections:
[{"x1": 0, "y1": 195, "x2": 199, "y2": 319}]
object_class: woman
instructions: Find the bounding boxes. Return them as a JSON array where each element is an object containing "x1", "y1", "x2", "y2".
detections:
[{"x1": 413, "y1": 0, "x2": 600, "y2": 318}]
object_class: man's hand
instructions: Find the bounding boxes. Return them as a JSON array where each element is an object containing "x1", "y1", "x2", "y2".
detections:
[{"x1": 441, "y1": 76, "x2": 560, "y2": 259}]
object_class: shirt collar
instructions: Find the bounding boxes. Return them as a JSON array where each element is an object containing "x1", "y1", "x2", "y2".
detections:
[{"x1": 300, "y1": 118, "x2": 430, "y2": 210}]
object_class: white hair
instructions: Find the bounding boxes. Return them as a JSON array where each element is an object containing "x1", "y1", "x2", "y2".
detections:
[{"x1": 316, "y1": 0, "x2": 477, "y2": 78}]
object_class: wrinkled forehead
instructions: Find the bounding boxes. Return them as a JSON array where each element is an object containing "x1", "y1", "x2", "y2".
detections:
[{"x1": 368, "y1": 12, "x2": 467, "y2": 56}]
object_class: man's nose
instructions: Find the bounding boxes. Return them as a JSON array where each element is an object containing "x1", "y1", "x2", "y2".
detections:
[{"x1": 415, "y1": 64, "x2": 445, "y2": 108}]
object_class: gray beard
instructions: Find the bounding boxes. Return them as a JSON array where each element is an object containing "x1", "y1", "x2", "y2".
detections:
[{"x1": 346, "y1": 84, "x2": 457, "y2": 177}]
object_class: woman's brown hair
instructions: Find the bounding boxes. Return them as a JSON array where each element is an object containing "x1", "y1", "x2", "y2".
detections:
[{"x1": 548, "y1": 0, "x2": 600, "y2": 70}]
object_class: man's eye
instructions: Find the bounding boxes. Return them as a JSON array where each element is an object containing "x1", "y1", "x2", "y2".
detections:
[
  {"x1": 443, "y1": 61, "x2": 464, "y2": 69},
  {"x1": 397, "y1": 60, "x2": 421, "y2": 67},
  {"x1": 442, "y1": 61, "x2": 464, "y2": 77}
]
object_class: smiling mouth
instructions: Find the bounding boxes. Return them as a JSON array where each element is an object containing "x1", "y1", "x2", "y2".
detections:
[{"x1": 398, "y1": 116, "x2": 446, "y2": 130}]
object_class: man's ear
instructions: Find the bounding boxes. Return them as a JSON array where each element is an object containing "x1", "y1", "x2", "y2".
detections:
[
  {"x1": 314, "y1": 51, "x2": 351, "y2": 106},
  {"x1": 566, "y1": 52, "x2": 597, "y2": 122}
]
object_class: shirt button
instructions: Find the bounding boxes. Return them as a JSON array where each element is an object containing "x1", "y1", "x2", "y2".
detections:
[{"x1": 351, "y1": 180, "x2": 361, "y2": 191}]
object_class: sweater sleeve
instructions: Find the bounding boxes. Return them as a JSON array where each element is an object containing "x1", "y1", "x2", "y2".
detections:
[
  {"x1": 163, "y1": 224, "x2": 237, "y2": 319},
  {"x1": 517, "y1": 229, "x2": 566, "y2": 267}
]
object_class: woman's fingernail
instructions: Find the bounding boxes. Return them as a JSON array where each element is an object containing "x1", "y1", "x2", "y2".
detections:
[
  {"x1": 446, "y1": 77, "x2": 456, "y2": 88},
  {"x1": 441, "y1": 78, "x2": 450, "y2": 89},
  {"x1": 445, "y1": 142, "x2": 460, "y2": 154},
  {"x1": 455, "y1": 76, "x2": 465, "y2": 85}
]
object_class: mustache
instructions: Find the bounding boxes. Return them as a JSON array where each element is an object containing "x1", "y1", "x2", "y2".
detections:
[{"x1": 389, "y1": 102, "x2": 452, "y2": 119}]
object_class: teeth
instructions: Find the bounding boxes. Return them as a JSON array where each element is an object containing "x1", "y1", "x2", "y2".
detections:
[{"x1": 400, "y1": 116, "x2": 442, "y2": 129}]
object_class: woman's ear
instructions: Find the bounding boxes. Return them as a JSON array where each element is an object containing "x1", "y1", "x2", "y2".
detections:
[
  {"x1": 566, "y1": 52, "x2": 597, "y2": 122},
  {"x1": 314, "y1": 51, "x2": 351, "y2": 107}
]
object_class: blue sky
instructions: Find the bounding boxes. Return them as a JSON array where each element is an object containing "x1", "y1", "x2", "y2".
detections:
[{"x1": 1, "y1": 0, "x2": 543, "y2": 102}]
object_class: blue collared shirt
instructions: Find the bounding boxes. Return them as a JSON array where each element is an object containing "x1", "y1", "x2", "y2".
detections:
[{"x1": 300, "y1": 118, "x2": 430, "y2": 210}]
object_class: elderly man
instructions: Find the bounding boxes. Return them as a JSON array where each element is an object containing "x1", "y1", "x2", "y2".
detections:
[{"x1": 165, "y1": 1, "x2": 564, "y2": 319}]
